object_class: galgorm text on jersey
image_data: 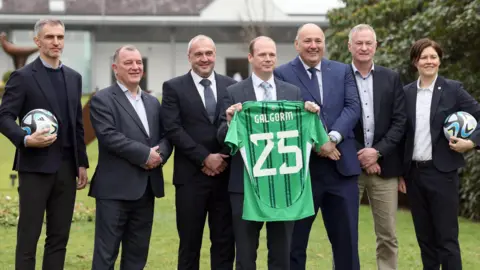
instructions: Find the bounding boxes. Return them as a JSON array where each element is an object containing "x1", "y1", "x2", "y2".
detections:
[{"x1": 254, "y1": 112, "x2": 294, "y2": 124}]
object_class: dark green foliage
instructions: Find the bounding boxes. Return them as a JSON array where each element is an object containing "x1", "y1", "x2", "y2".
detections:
[
  {"x1": 2, "y1": 70, "x2": 12, "y2": 84},
  {"x1": 327, "y1": 0, "x2": 480, "y2": 220}
]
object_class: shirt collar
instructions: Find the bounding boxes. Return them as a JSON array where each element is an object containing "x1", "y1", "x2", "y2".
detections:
[
  {"x1": 417, "y1": 75, "x2": 438, "y2": 92},
  {"x1": 298, "y1": 55, "x2": 321, "y2": 72},
  {"x1": 351, "y1": 62, "x2": 374, "y2": 77},
  {"x1": 252, "y1": 72, "x2": 275, "y2": 88},
  {"x1": 39, "y1": 56, "x2": 63, "y2": 69},
  {"x1": 190, "y1": 70, "x2": 216, "y2": 86},
  {"x1": 117, "y1": 81, "x2": 142, "y2": 97}
]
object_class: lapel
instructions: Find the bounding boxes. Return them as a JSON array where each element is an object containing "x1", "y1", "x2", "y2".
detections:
[
  {"x1": 430, "y1": 76, "x2": 444, "y2": 124},
  {"x1": 141, "y1": 93, "x2": 155, "y2": 139},
  {"x1": 372, "y1": 67, "x2": 383, "y2": 123},
  {"x1": 184, "y1": 72, "x2": 211, "y2": 122},
  {"x1": 214, "y1": 73, "x2": 226, "y2": 120},
  {"x1": 275, "y1": 79, "x2": 288, "y2": 100},
  {"x1": 112, "y1": 84, "x2": 149, "y2": 138},
  {"x1": 62, "y1": 67, "x2": 77, "y2": 124},
  {"x1": 320, "y1": 58, "x2": 332, "y2": 105},
  {"x1": 291, "y1": 57, "x2": 322, "y2": 104},
  {"x1": 349, "y1": 65, "x2": 364, "y2": 143},
  {"x1": 406, "y1": 83, "x2": 417, "y2": 131},
  {"x1": 243, "y1": 76, "x2": 257, "y2": 102},
  {"x1": 32, "y1": 57, "x2": 63, "y2": 124},
  {"x1": 350, "y1": 65, "x2": 362, "y2": 124}
]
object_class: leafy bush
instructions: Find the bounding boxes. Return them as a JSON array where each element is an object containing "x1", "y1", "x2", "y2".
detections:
[
  {"x1": 459, "y1": 151, "x2": 480, "y2": 221},
  {"x1": 2, "y1": 70, "x2": 12, "y2": 84},
  {"x1": 0, "y1": 195, "x2": 19, "y2": 227},
  {"x1": 0, "y1": 195, "x2": 96, "y2": 227},
  {"x1": 327, "y1": 0, "x2": 480, "y2": 221}
]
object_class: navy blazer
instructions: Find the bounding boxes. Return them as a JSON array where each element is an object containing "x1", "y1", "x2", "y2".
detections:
[
  {"x1": 88, "y1": 84, "x2": 172, "y2": 200},
  {"x1": 0, "y1": 57, "x2": 88, "y2": 174},
  {"x1": 403, "y1": 76, "x2": 480, "y2": 175},
  {"x1": 274, "y1": 57, "x2": 361, "y2": 177}
]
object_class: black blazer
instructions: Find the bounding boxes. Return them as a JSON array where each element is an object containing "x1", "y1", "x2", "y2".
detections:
[
  {"x1": 217, "y1": 76, "x2": 302, "y2": 193},
  {"x1": 0, "y1": 57, "x2": 88, "y2": 174},
  {"x1": 403, "y1": 76, "x2": 480, "y2": 175},
  {"x1": 161, "y1": 71, "x2": 237, "y2": 185},
  {"x1": 352, "y1": 65, "x2": 407, "y2": 178},
  {"x1": 88, "y1": 84, "x2": 172, "y2": 200}
]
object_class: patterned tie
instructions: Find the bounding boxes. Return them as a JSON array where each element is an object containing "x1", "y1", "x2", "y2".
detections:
[
  {"x1": 308, "y1": 67, "x2": 322, "y2": 105},
  {"x1": 260, "y1": 81, "x2": 273, "y2": 101},
  {"x1": 200, "y1": 79, "x2": 216, "y2": 123}
]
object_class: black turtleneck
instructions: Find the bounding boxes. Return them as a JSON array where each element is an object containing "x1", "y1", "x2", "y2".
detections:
[{"x1": 44, "y1": 66, "x2": 72, "y2": 151}]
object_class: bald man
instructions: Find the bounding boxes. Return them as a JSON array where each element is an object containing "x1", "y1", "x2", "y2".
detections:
[
  {"x1": 162, "y1": 35, "x2": 236, "y2": 270},
  {"x1": 274, "y1": 23, "x2": 362, "y2": 270}
]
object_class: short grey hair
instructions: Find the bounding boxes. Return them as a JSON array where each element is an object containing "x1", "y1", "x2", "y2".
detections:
[
  {"x1": 187, "y1": 35, "x2": 215, "y2": 55},
  {"x1": 34, "y1": 19, "x2": 64, "y2": 37},
  {"x1": 113, "y1": 44, "x2": 139, "y2": 63},
  {"x1": 348, "y1": 24, "x2": 377, "y2": 43}
]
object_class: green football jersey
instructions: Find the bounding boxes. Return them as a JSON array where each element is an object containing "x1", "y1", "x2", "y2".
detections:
[{"x1": 225, "y1": 101, "x2": 329, "y2": 222}]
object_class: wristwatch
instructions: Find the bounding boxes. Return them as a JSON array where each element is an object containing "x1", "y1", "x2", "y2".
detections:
[{"x1": 328, "y1": 135, "x2": 338, "y2": 144}]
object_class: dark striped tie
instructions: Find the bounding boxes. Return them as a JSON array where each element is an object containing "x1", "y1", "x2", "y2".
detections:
[{"x1": 200, "y1": 78, "x2": 216, "y2": 123}]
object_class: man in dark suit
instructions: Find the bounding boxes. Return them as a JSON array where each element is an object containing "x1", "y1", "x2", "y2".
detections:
[
  {"x1": 0, "y1": 19, "x2": 88, "y2": 270},
  {"x1": 161, "y1": 35, "x2": 236, "y2": 270},
  {"x1": 274, "y1": 23, "x2": 362, "y2": 270},
  {"x1": 401, "y1": 38, "x2": 480, "y2": 270},
  {"x1": 89, "y1": 45, "x2": 172, "y2": 269},
  {"x1": 217, "y1": 36, "x2": 319, "y2": 270},
  {"x1": 348, "y1": 24, "x2": 406, "y2": 270}
]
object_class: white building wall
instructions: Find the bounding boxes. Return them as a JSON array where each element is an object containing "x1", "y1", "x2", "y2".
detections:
[
  {"x1": 93, "y1": 42, "x2": 298, "y2": 95},
  {"x1": 0, "y1": 52, "x2": 13, "y2": 80}
]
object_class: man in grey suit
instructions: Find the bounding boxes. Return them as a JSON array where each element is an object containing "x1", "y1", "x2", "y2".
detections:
[
  {"x1": 217, "y1": 36, "x2": 319, "y2": 270},
  {"x1": 89, "y1": 45, "x2": 172, "y2": 269}
]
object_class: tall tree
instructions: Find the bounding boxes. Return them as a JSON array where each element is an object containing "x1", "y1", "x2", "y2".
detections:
[{"x1": 326, "y1": 0, "x2": 480, "y2": 220}]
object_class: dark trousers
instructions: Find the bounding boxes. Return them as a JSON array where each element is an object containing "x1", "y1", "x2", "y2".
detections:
[
  {"x1": 175, "y1": 175, "x2": 234, "y2": 270},
  {"x1": 406, "y1": 161, "x2": 462, "y2": 270},
  {"x1": 92, "y1": 183, "x2": 154, "y2": 270},
  {"x1": 16, "y1": 159, "x2": 77, "y2": 270},
  {"x1": 230, "y1": 193, "x2": 294, "y2": 270},
  {"x1": 290, "y1": 159, "x2": 360, "y2": 270}
]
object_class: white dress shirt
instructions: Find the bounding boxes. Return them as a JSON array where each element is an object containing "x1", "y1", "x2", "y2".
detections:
[
  {"x1": 190, "y1": 70, "x2": 217, "y2": 107},
  {"x1": 117, "y1": 81, "x2": 150, "y2": 137},
  {"x1": 298, "y1": 56, "x2": 342, "y2": 143},
  {"x1": 352, "y1": 63, "x2": 375, "y2": 147},
  {"x1": 412, "y1": 76, "x2": 437, "y2": 161},
  {"x1": 298, "y1": 56, "x2": 323, "y2": 103},
  {"x1": 252, "y1": 72, "x2": 277, "y2": 101}
]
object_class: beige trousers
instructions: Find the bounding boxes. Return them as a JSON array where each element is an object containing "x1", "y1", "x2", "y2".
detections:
[{"x1": 359, "y1": 172, "x2": 399, "y2": 270}]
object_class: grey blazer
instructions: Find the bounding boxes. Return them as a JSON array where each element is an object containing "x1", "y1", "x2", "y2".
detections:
[{"x1": 88, "y1": 84, "x2": 172, "y2": 200}]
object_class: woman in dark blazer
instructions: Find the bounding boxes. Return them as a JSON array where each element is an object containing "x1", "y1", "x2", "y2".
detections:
[{"x1": 400, "y1": 38, "x2": 480, "y2": 270}]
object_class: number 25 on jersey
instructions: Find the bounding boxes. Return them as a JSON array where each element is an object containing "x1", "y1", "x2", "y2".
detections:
[{"x1": 250, "y1": 130, "x2": 302, "y2": 177}]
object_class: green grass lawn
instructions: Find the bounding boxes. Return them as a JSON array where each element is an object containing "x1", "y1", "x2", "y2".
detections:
[{"x1": 0, "y1": 98, "x2": 478, "y2": 269}]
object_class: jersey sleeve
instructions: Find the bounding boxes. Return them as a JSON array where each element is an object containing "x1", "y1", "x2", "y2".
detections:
[
  {"x1": 310, "y1": 114, "x2": 329, "y2": 152},
  {"x1": 224, "y1": 112, "x2": 242, "y2": 155}
]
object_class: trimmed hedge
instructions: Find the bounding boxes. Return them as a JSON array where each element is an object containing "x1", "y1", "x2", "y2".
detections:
[{"x1": 459, "y1": 151, "x2": 480, "y2": 221}]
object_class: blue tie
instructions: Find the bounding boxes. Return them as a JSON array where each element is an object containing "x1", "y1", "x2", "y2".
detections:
[
  {"x1": 200, "y1": 79, "x2": 216, "y2": 123},
  {"x1": 308, "y1": 67, "x2": 322, "y2": 105},
  {"x1": 260, "y1": 81, "x2": 273, "y2": 101}
]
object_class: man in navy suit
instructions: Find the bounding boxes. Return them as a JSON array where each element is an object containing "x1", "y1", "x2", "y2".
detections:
[
  {"x1": 275, "y1": 23, "x2": 362, "y2": 270},
  {"x1": 0, "y1": 19, "x2": 88, "y2": 270}
]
